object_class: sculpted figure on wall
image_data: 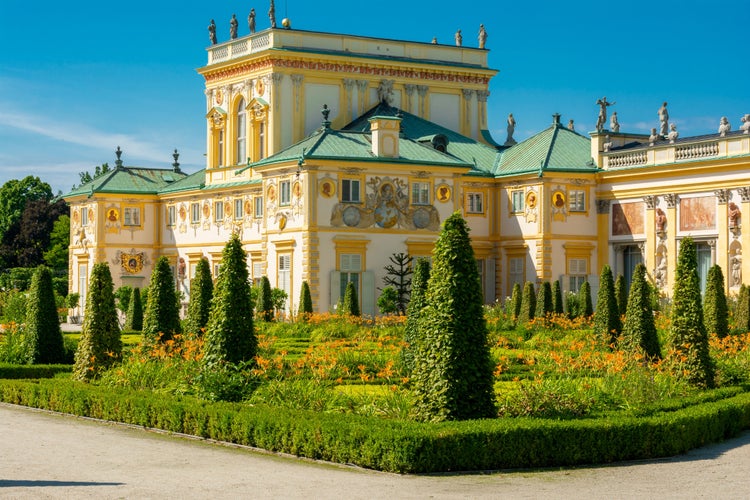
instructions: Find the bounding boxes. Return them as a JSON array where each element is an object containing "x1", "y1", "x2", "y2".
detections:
[
  {"x1": 729, "y1": 202, "x2": 741, "y2": 228},
  {"x1": 655, "y1": 208, "x2": 667, "y2": 233},
  {"x1": 731, "y1": 249, "x2": 742, "y2": 287},
  {"x1": 610, "y1": 111, "x2": 620, "y2": 133},
  {"x1": 718, "y1": 116, "x2": 731, "y2": 136}
]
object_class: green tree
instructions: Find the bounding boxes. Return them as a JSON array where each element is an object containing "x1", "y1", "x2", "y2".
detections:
[
  {"x1": 551, "y1": 280, "x2": 564, "y2": 315},
  {"x1": 77, "y1": 163, "x2": 111, "y2": 187},
  {"x1": 142, "y1": 257, "x2": 181, "y2": 346},
  {"x1": 186, "y1": 257, "x2": 213, "y2": 335},
  {"x1": 535, "y1": 281, "x2": 552, "y2": 319},
  {"x1": 298, "y1": 280, "x2": 313, "y2": 320},
  {"x1": 202, "y1": 234, "x2": 256, "y2": 366},
  {"x1": 0, "y1": 176, "x2": 53, "y2": 240},
  {"x1": 257, "y1": 276, "x2": 274, "y2": 322},
  {"x1": 517, "y1": 281, "x2": 536, "y2": 325},
  {"x1": 1, "y1": 198, "x2": 67, "y2": 269},
  {"x1": 509, "y1": 282, "x2": 522, "y2": 321},
  {"x1": 271, "y1": 288, "x2": 288, "y2": 314},
  {"x1": 594, "y1": 265, "x2": 622, "y2": 348},
  {"x1": 735, "y1": 284, "x2": 750, "y2": 333},
  {"x1": 23, "y1": 266, "x2": 66, "y2": 364},
  {"x1": 73, "y1": 263, "x2": 121, "y2": 380},
  {"x1": 614, "y1": 274, "x2": 628, "y2": 316},
  {"x1": 43, "y1": 214, "x2": 70, "y2": 271},
  {"x1": 381, "y1": 252, "x2": 413, "y2": 315},
  {"x1": 403, "y1": 258, "x2": 430, "y2": 373},
  {"x1": 703, "y1": 265, "x2": 728, "y2": 339},
  {"x1": 620, "y1": 264, "x2": 660, "y2": 359},
  {"x1": 668, "y1": 237, "x2": 714, "y2": 387},
  {"x1": 377, "y1": 286, "x2": 399, "y2": 314},
  {"x1": 124, "y1": 288, "x2": 143, "y2": 331},
  {"x1": 114, "y1": 285, "x2": 133, "y2": 316},
  {"x1": 412, "y1": 213, "x2": 496, "y2": 421},
  {"x1": 578, "y1": 281, "x2": 593, "y2": 317},
  {"x1": 342, "y1": 281, "x2": 360, "y2": 317}
]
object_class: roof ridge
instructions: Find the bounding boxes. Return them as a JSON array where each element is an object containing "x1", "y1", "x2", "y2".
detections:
[{"x1": 543, "y1": 125, "x2": 559, "y2": 169}]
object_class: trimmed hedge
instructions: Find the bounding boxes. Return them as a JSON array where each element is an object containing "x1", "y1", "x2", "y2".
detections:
[
  {"x1": 1, "y1": 379, "x2": 749, "y2": 473},
  {"x1": 0, "y1": 364, "x2": 72, "y2": 379}
]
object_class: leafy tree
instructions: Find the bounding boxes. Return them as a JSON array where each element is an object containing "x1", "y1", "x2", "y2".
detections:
[
  {"x1": 614, "y1": 274, "x2": 628, "y2": 316},
  {"x1": 517, "y1": 281, "x2": 536, "y2": 325},
  {"x1": 298, "y1": 280, "x2": 313, "y2": 320},
  {"x1": 412, "y1": 213, "x2": 496, "y2": 421},
  {"x1": 342, "y1": 281, "x2": 360, "y2": 317},
  {"x1": 578, "y1": 281, "x2": 593, "y2": 317},
  {"x1": 124, "y1": 288, "x2": 143, "y2": 331},
  {"x1": 735, "y1": 284, "x2": 750, "y2": 333},
  {"x1": 271, "y1": 288, "x2": 288, "y2": 314},
  {"x1": 620, "y1": 264, "x2": 660, "y2": 359},
  {"x1": 0, "y1": 176, "x2": 53, "y2": 239},
  {"x1": 202, "y1": 234, "x2": 256, "y2": 366},
  {"x1": 703, "y1": 265, "x2": 728, "y2": 339},
  {"x1": 668, "y1": 237, "x2": 714, "y2": 387},
  {"x1": 256, "y1": 276, "x2": 274, "y2": 321},
  {"x1": 142, "y1": 257, "x2": 181, "y2": 346},
  {"x1": 114, "y1": 286, "x2": 133, "y2": 316},
  {"x1": 77, "y1": 163, "x2": 111, "y2": 187},
  {"x1": 43, "y1": 214, "x2": 71, "y2": 271},
  {"x1": 403, "y1": 258, "x2": 430, "y2": 373},
  {"x1": 73, "y1": 263, "x2": 121, "y2": 380},
  {"x1": 535, "y1": 281, "x2": 552, "y2": 319},
  {"x1": 381, "y1": 252, "x2": 413, "y2": 315},
  {"x1": 594, "y1": 265, "x2": 622, "y2": 348},
  {"x1": 377, "y1": 286, "x2": 399, "y2": 314},
  {"x1": 23, "y1": 266, "x2": 66, "y2": 364},
  {"x1": 186, "y1": 258, "x2": 213, "y2": 335},
  {"x1": 0, "y1": 198, "x2": 67, "y2": 269},
  {"x1": 551, "y1": 280, "x2": 564, "y2": 315}
]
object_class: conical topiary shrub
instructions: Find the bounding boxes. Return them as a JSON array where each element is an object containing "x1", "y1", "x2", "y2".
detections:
[
  {"x1": 343, "y1": 281, "x2": 360, "y2": 317},
  {"x1": 142, "y1": 257, "x2": 181, "y2": 346},
  {"x1": 594, "y1": 265, "x2": 621, "y2": 348},
  {"x1": 24, "y1": 265, "x2": 66, "y2": 364},
  {"x1": 614, "y1": 274, "x2": 627, "y2": 317},
  {"x1": 535, "y1": 281, "x2": 552, "y2": 319},
  {"x1": 517, "y1": 281, "x2": 536, "y2": 325},
  {"x1": 298, "y1": 280, "x2": 313, "y2": 320},
  {"x1": 703, "y1": 265, "x2": 728, "y2": 339},
  {"x1": 578, "y1": 281, "x2": 593, "y2": 317},
  {"x1": 124, "y1": 287, "x2": 143, "y2": 331},
  {"x1": 186, "y1": 258, "x2": 213, "y2": 335},
  {"x1": 257, "y1": 276, "x2": 274, "y2": 322},
  {"x1": 403, "y1": 257, "x2": 430, "y2": 373},
  {"x1": 735, "y1": 284, "x2": 750, "y2": 333},
  {"x1": 551, "y1": 280, "x2": 564, "y2": 315},
  {"x1": 621, "y1": 264, "x2": 660, "y2": 359}
]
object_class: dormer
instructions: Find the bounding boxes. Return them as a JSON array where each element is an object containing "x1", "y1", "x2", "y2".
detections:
[{"x1": 368, "y1": 115, "x2": 401, "y2": 158}]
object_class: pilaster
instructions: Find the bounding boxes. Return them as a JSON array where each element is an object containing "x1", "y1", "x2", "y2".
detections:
[{"x1": 664, "y1": 193, "x2": 679, "y2": 294}]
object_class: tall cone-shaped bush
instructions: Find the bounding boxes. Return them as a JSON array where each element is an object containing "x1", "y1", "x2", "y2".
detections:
[
  {"x1": 594, "y1": 265, "x2": 621, "y2": 348},
  {"x1": 186, "y1": 258, "x2": 213, "y2": 335},
  {"x1": 510, "y1": 282, "x2": 522, "y2": 321},
  {"x1": 412, "y1": 213, "x2": 496, "y2": 421},
  {"x1": 298, "y1": 280, "x2": 313, "y2": 320},
  {"x1": 24, "y1": 265, "x2": 66, "y2": 364},
  {"x1": 621, "y1": 264, "x2": 660, "y2": 359},
  {"x1": 735, "y1": 284, "x2": 750, "y2": 332},
  {"x1": 517, "y1": 281, "x2": 536, "y2": 325},
  {"x1": 551, "y1": 280, "x2": 564, "y2": 315},
  {"x1": 579, "y1": 281, "x2": 593, "y2": 317},
  {"x1": 614, "y1": 274, "x2": 627, "y2": 316},
  {"x1": 403, "y1": 258, "x2": 430, "y2": 373},
  {"x1": 343, "y1": 281, "x2": 360, "y2": 317},
  {"x1": 257, "y1": 276, "x2": 274, "y2": 322},
  {"x1": 142, "y1": 257, "x2": 181, "y2": 346},
  {"x1": 124, "y1": 287, "x2": 143, "y2": 331},
  {"x1": 703, "y1": 265, "x2": 728, "y2": 339}
]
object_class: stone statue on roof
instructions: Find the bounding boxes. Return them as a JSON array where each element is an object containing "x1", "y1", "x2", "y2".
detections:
[
  {"x1": 230, "y1": 14, "x2": 238, "y2": 39},
  {"x1": 377, "y1": 80, "x2": 395, "y2": 105},
  {"x1": 742, "y1": 114, "x2": 750, "y2": 134},
  {"x1": 610, "y1": 111, "x2": 620, "y2": 133},
  {"x1": 649, "y1": 128, "x2": 659, "y2": 146},
  {"x1": 567, "y1": 119, "x2": 575, "y2": 131},
  {"x1": 269, "y1": 0, "x2": 277, "y2": 28},
  {"x1": 478, "y1": 25, "x2": 487, "y2": 49},
  {"x1": 208, "y1": 19, "x2": 217, "y2": 45},
  {"x1": 505, "y1": 113, "x2": 517, "y2": 146},
  {"x1": 595, "y1": 96, "x2": 614, "y2": 132},
  {"x1": 658, "y1": 102, "x2": 669, "y2": 136},
  {"x1": 455, "y1": 30, "x2": 462, "y2": 46},
  {"x1": 248, "y1": 9, "x2": 256, "y2": 33},
  {"x1": 431, "y1": 37, "x2": 437, "y2": 44},
  {"x1": 718, "y1": 116, "x2": 731, "y2": 136},
  {"x1": 668, "y1": 123, "x2": 679, "y2": 143}
]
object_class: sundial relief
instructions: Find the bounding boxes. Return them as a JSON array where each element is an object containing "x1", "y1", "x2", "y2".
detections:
[{"x1": 330, "y1": 176, "x2": 440, "y2": 231}]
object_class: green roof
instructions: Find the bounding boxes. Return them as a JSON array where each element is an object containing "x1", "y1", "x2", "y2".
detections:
[
  {"x1": 64, "y1": 166, "x2": 190, "y2": 198},
  {"x1": 494, "y1": 121, "x2": 596, "y2": 177}
]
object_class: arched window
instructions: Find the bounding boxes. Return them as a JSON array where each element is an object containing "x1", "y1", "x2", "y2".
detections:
[{"x1": 236, "y1": 98, "x2": 246, "y2": 165}]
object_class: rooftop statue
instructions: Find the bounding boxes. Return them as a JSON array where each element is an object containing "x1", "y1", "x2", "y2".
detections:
[
  {"x1": 658, "y1": 102, "x2": 669, "y2": 136},
  {"x1": 269, "y1": 0, "x2": 277, "y2": 28},
  {"x1": 208, "y1": 19, "x2": 217, "y2": 45},
  {"x1": 649, "y1": 127, "x2": 659, "y2": 146},
  {"x1": 248, "y1": 8, "x2": 256, "y2": 33},
  {"x1": 718, "y1": 116, "x2": 731, "y2": 136},
  {"x1": 742, "y1": 114, "x2": 750, "y2": 134},
  {"x1": 230, "y1": 14, "x2": 238, "y2": 39},
  {"x1": 431, "y1": 37, "x2": 437, "y2": 44},
  {"x1": 610, "y1": 111, "x2": 620, "y2": 133},
  {"x1": 478, "y1": 25, "x2": 487, "y2": 49},
  {"x1": 455, "y1": 30, "x2": 462, "y2": 46},
  {"x1": 567, "y1": 119, "x2": 575, "y2": 131},
  {"x1": 505, "y1": 113, "x2": 516, "y2": 145},
  {"x1": 668, "y1": 123, "x2": 679, "y2": 143},
  {"x1": 595, "y1": 96, "x2": 614, "y2": 132}
]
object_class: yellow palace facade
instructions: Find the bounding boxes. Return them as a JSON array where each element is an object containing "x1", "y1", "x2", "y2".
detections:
[{"x1": 64, "y1": 26, "x2": 750, "y2": 317}]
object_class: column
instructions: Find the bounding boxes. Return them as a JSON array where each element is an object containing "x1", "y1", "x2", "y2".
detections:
[
  {"x1": 664, "y1": 193, "x2": 679, "y2": 297},
  {"x1": 643, "y1": 195, "x2": 656, "y2": 278}
]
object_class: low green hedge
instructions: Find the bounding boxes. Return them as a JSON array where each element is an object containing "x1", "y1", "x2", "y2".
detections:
[
  {"x1": 1, "y1": 379, "x2": 749, "y2": 473},
  {"x1": 0, "y1": 364, "x2": 72, "y2": 379}
]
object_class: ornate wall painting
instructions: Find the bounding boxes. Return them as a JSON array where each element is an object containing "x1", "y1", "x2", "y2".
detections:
[
  {"x1": 319, "y1": 178, "x2": 335, "y2": 198},
  {"x1": 679, "y1": 196, "x2": 716, "y2": 232},
  {"x1": 612, "y1": 202, "x2": 644, "y2": 236},
  {"x1": 436, "y1": 183, "x2": 451, "y2": 203}
]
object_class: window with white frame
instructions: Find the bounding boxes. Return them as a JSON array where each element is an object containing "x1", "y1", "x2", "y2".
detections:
[
  {"x1": 339, "y1": 253, "x2": 362, "y2": 300},
  {"x1": 167, "y1": 205, "x2": 176, "y2": 226},
  {"x1": 234, "y1": 198, "x2": 243, "y2": 220},
  {"x1": 218, "y1": 130, "x2": 224, "y2": 166},
  {"x1": 254, "y1": 196, "x2": 263, "y2": 219},
  {"x1": 190, "y1": 202, "x2": 200, "y2": 224},
  {"x1": 278, "y1": 254, "x2": 291, "y2": 312},
  {"x1": 279, "y1": 180, "x2": 291, "y2": 206},
  {"x1": 569, "y1": 190, "x2": 586, "y2": 212},
  {"x1": 568, "y1": 258, "x2": 588, "y2": 292},
  {"x1": 123, "y1": 206, "x2": 141, "y2": 226},
  {"x1": 411, "y1": 182, "x2": 430, "y2": 205},
  {"x1": 341, "y1": 179, "x2": 361, "y2": 203},
  {"x1": 511, "y1": 190, "x2": 524, "y2": 213},
  {"x1": 252, "y1": 261, "x2": 263, "y2": 285},
  {"x1": 236, "y1": 98, "x2": 246, "y2": 165},
  {"x1": 508, "y1": 256, "x2": 524, "y2": 294},
  {"x1": 80, "y1": 207, "x2": 89, "y2": 226},
  {"x1": 467, "y1": 192, "x2": 484, "y2": 213},
  {"x1": 214, "y1": 201, "x2": 224, "y2": 222}
]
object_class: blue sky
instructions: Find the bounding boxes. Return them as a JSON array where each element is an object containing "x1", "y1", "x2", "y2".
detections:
[{"x1": 1, "y1": 0, "x2": 748, "y2": 195}]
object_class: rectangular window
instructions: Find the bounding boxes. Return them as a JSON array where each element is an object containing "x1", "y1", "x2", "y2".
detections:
[
  {"x1": 80, "y1": 207, "x2": 89, "y2": 226},
  {"x1": 252, "y1": 261, "x2": 263, "y2": 285},
  {"x1": 278, "y1": 254, "x2": 291, "y2": 312},
  {"x1": 411, "y1": 182, "x2": 430, "y2": 205},
  {"x1": 123, "y1": 207, "x2": 141, "y2": 226},
  {"x1": 214, "y1": 201, "x2": 224, "y2": 222},
  {"x1": 508, "y1": 256, "x2": 524, "y2": 294},
  {"x1": 341, "y1": 179, "x2": 361, "y2": 203},
  {"x1": 280, "y1": 180, "x2": 291, "y2": 206},
  {"x1": 569, "y1": 190, "x2": 586, "y2": 212},
  {"x1": 190, "y1": 202, "x2": 200, "y2": 224},
  {"x1": 167, "y1": 206, "x2": 176, "y2": 226},
  {"x1": 218, "y1": 130, "x2": 224, "y2": 166},
  {"x1": 234, "y1": 198, "x2": 244, "y2": 220},
  {"x1": 467, "y1": 192, "x2": 484, "y2": 214},
  {"x1": 339, "y1": 253, "x2": 362, "y2": 300},
  {"x1": 254, "y1": 196, "x2": 263, "y2": 219},
  {"x1": 568, "y1": 258, "x2": 587, "y2": 293},
  {"x1": 511, "y1": 190, "x2": 525, "y2": 213}
]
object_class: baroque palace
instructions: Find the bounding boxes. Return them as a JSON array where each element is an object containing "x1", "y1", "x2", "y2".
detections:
[{"x1": 64, "y1": 24, "x2": 750, "y2": 317}]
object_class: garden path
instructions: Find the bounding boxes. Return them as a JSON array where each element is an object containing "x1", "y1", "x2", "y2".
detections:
[{"x1": 1, "y1": 403, "x2": 749, "y2": 499}]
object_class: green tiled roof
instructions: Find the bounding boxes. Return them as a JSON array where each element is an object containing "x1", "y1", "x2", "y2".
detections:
[
  {"x1": 64, "y1": 166, "x2": 190, "y2": 198},
  {"x1": 158, "y1": 169, "x2": 206, "y2": 194},
  {"x1": 494, "y1": 122, "x2": 596, "y2": 177}
]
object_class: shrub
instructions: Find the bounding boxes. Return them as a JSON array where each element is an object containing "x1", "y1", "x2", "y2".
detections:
[
  {"x1": 271, "y1": 288, "x2": 288, "y2": 315},
  {"x1": 23, "y1": 266, "x2": 66, "y2": 364},
  {"x1": 734, "y1": 284, "x2": 750, "y2": 333},
  {"x1": 614, "y1": 274, "x2": 627, "y2": 316},
  {"x1": 381, "y1": 252, "x2": 413, "y2": 315},
  {"x1": 298, "y1": 280, "x2": 313, "y2": 320},
  {"x1": 551, "y1": 280, "x2": 564, "y2": 315},
  {"x1": 377, "y1": 286, "x2": 399, "y2": 315},
  {"x1": 565, "y1": 291, "x2": 580, "y2": 319},
  {"x1": 621, "y1": 264, "x2": 661, "y2": 359},
  {"x1": 668, "y1": 237, "x2": 715, "y2": 388},
  {"x1": 510, "y1": 282, "x2": 522, "y2": 321},
  {"x1": 412, "y1": 212, "x2": 495, "y2": 421},
  {"x1": 142, "y1": 257, "x2": 181, "y2": 346},
  {"x1": 342, "y1": 281, "x2": 360, "y2": 317},
  {"x1": 202, "y1": 234, "x2": 256, "y2": 367},
  {"x1": 578, "y1": 281, "x2": 593, "y2": 317},
  {"x1": 703, "y1": 265, "x2": 728, "y2": 339},
  {"x1": 402, "y1": 258, "x2": 430, "y2": 373},
  {"x1": 185, "y1": 257, "x2": 213, "y2": 335},
  {"x1": 594, "y1": 265, "x2": 621, "y2": 348},
  {"x1": 124, "y1": 287, "x2": 143, "y2": 331},
  {"x1": 0, "y1": 290, "x2": 27, "y2": 324},
  {"x1": 257, "y1": 276, "x2": 274, "y2": 322},
  {"x1": 535, "y1": 281, "x2": 552, "y2": 319},
  {"x1": 114, "y1": 285, "x2": 133, "y2": 315},
  {"x1": 518, "y1": 281, "x2": 536, "y2": 325},
  {"x1": 73, "y1": 262, "x2": 122, "y2": 380}
]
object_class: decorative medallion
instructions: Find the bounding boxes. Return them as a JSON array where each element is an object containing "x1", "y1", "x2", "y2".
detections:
[
  {"x1": 224, "y1": 201, "x2": 232, "y2": 219},
  {"x1": 255, "y1": 79, "x2": 265, "y2": 95},
  {"x1": 526, "y1": 191, "x2": 537, "y2": 209},
  {"x1": 374, "y1": 183, "x2": 399, "y2": 228},
  {"x1": 202, "y1": 202, "x2": 210, "y2": 219},
  {"x1": 267, "y1": 185, "x2": 277, "y2": 202},
  {"x1": 413, "y1": 207, "x2": 431, "y2": 229},
  {"x1": 552, "y1": 190, "x2": 566, "y2": 209},
  {"x1": 88, "y1": 209, "x2": 94, "y2": 225},
  {"x1": 319, "y1": 179, "x2": 335, "y2": 198},
  {"x1": 436, "y1": 184, "x2": 451, "y2": 203},
  {"x1": 72, "y1": 209, "x2": 80, "y2": 225},
  {"x1": 278, "y1": 214, "x2": 287, "y2": 230},
  {"x1": 107, "y1": 208, "x2": 119, "y2": 222},
  {"x1": 121, "y1": 252, "x2": 144, "y2": 274},
  {"x1": 342, "y1": 206, "x2": 361, "y2": 227},
  {"x1": 179, "y1": 205, "x2": 187, "y2": 221},
  {"x1": 244, "y1": 199, "x2": 253, "y2": 216},
  {"x1": 293, "y1": 181, "x2": 302, "y2": 198},
  {"x1": 215, "y1": 89, "x2": 223, "y2": 105}
]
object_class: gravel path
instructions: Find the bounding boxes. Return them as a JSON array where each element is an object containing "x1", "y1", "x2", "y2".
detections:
[{"x1": 1, "y1": 402, "x2": 749, "y2": 499}]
